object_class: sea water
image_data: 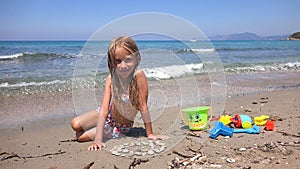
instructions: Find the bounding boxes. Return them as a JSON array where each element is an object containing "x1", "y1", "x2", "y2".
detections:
[{"x1": 0, "y1": 40, "x2": 300, "y2": 95}]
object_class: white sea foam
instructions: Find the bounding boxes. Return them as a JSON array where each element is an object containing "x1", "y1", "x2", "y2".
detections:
[
  {"x1": 280, "y1": 62, "x2": 300, "y2": 70},
  {"x1": 226, "y1": 62, "x2": 300, "y2": 73},
  {"x1": 190, "y1": 48, "x2": 215, "y2": 52},
  {"x1": 0, "y1": 80, "x2": 66, "y2": 88},
  {"x1": 180, "y1": 48, "x2": 215, "y2": 53},
  {"x1": 0, "y1": 53, "x2": 24, "y2": 60},
  {"x1": 144, "y1": 63, "x2": 205, "y2": 80},
  {"x1": 145, "y1": 61, "x2": 300, "y2": 80}
]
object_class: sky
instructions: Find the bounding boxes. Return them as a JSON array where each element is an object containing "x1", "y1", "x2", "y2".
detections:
[{"x1": 0, "y1": 0, "x2": 299, "y2": 40}]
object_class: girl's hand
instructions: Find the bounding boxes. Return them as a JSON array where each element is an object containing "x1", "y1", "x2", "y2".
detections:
[
  {"x1": 88, "y1": 142, "x2": 106, "y2": 151},
  {"x1": 147, "y1": 133, "x2": 169, "y2": 140}
]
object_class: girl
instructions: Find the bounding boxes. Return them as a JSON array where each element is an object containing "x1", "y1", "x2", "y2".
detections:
[{"x1": 71, "y1": 36, "x2": 168, "y2": 151}]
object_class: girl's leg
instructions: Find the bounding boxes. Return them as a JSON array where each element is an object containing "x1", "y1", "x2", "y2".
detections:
[
  {"x1": 71, "y1": 109, "x2": 98, "y2": 141},
  {"x1": 76, "y1": 127, "x2": 97, "y2": 142},
  {"x1": 77, "y1": 122, "x2": 114, "y2": 142},
  {"x1": 71, "y1": 109, "x2": 98, "y2": 131}
]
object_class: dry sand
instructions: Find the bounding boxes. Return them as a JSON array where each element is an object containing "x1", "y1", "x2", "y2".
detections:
[{"x1": 0, "y1": 72, "x2": 300, "y2": 169}]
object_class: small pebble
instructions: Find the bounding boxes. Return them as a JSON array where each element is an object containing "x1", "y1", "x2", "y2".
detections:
[
  {"x1": 134, "y1": 152, "x2": 142, "y2": 156},
  {"x1": 112, "y1": 151, "x2": 121, "y2": 156},
  {"x1": 122, "y1": 149, "x2": 129, "y2": 153},
  {"x1": 149, "y1": 143, "x2": 154, "y2": 148},
  {"x1": 210, "y1": 164, "x2": 222, "y2": 168},
  {"x1": 155, "y1": 140, "x2": 166, "y2": 146},
  {"x1": 154, "y1": 140, "x2": 161, "y2": 145},
  {"x1": 251, "y1": 159, "x2": 260, "y2": 164},
  {"x1": 153, "y1": 149, "x2": 160, "y2": 153},
  {"x1": 261, "y1": 159, "x2": 271, "y2": 164},
  {"x1": 128, "y1": 151, "x2": 134, "y2": 157},
  {"x1": 226, "y1": 158, "x2": 235, "y2": 163},
  {"x1": 147, "y1": 150, "x2": 154, "y2": 155},
  {"x1": 159, "y1": 146, "x2": 166, "y2": 152},
  {"x1": 183, "y1": 161, "x2": 189, "y2": 166},
  {"x1": 141, "y1": 141, "x2": 149, "y2": 145},
  {"x1": 239, "y1": 147, "x2": 247, "y2": 151},
  {"x1": 141, "y1": 148, "x2": 148, "y2": 152}
]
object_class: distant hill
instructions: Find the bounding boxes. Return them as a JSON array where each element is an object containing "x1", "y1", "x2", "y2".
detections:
[
  {"x1": 287, "y1": 32, "x2": 300, "y2": 40},
  {"x1": 210, "y1": 32, "x2": 289, "y2": 40}
]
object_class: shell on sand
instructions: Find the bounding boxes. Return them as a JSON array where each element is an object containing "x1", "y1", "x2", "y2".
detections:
[{"x1": 110, "y1": 140, "x2": 167, "y2": 157}]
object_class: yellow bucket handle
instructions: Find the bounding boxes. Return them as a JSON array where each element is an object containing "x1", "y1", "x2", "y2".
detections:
[{"x1": 180, "y1": 106, "x2": 214, "y2": 126}]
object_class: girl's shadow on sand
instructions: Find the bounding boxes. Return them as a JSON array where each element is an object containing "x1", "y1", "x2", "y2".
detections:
[
  {"x1": 125, "y1": 127, "x2": 146, "y2": 138},
  {"x1": 102, "y1": 127, "x2": 147, "y2": 142}
]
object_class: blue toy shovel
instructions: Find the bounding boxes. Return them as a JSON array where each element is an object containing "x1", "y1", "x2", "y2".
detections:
[
  {"x1": 209, "y1": 122, "x2": 233, "y2": 139},
  {"x1": 233, "y1": 125, "x2": 260, "y2": 134},
  {"x1": 210, "y1": 122, "x2": 260, "y2": 139}
]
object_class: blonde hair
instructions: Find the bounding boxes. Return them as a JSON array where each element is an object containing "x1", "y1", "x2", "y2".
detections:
[{"x1": 107, "y1": 36, "x2": 141, "y2": 110}]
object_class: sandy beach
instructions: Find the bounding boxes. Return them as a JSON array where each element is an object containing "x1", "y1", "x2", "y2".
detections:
[{"x1": 0, "y1": 71, "x2": 300, "y2": 169}]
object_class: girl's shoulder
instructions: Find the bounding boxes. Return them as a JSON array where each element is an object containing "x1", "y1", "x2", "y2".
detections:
[
  {"x1": 134, "y1": 69, "x2": 148, "y2": 88},
  {"x1": 105, "y1": 74, "x2": 112, "y2": 85},
  {"x1": 107, "y1": 74, "x2": 112, "y2": 80},
  {"x1": 134, "y1": 69, "x2": 146, "y2": 79}
]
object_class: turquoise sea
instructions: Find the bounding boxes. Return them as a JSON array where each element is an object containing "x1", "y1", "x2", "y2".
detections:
[{"x1": 0, "y1": 40, "x2": 300, "y2": 95}]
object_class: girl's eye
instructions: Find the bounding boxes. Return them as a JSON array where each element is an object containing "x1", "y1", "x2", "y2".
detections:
[
  {"x1": 124, "y1": 58, "x2": 133, "y2": 63},
  {"x1": 116, "y1": 59, "x2": 122, "y2": 64},
  {"x1": 115, "y1": 57, "x2": 133, "y2": 64}
]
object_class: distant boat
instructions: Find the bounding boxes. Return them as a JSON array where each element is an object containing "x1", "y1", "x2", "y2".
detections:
[{"x1": 189, "y1": 38, "x2": 197, "y2": 42}]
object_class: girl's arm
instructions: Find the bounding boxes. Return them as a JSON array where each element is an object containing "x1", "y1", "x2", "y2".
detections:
[
  {"x1": 136, "y1": 70, "x2": 168, "y2": 140},
  {"x1": 136, "y1": 70, "x2": 152, "y2": 136},
  {"x1": 88, "y1": 75, "x2": 112, "y2": 151}
]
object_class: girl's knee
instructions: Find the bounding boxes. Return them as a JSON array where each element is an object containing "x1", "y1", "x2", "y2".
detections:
[
  {"x1": 77, "y1": 132, "x2": 93, "y2": 142},
  {"x1": 71, "y1": 117, "x2": 82, "y2": 131}
]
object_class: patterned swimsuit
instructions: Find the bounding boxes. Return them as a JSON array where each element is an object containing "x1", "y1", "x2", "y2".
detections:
[{"x1": 97, "y1": 106, "x2": 134, "y2": 138}]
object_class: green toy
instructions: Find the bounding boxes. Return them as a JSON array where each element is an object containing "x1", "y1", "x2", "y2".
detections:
[{"x1": 181, "y1": 106, "x2": 213, "y2": 130}]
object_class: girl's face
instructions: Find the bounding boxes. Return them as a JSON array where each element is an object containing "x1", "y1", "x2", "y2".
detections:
[{"x1": 114, "y1": 46, "x2": 137, "y2": 78}]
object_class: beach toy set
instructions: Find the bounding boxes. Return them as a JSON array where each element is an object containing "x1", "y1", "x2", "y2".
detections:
[
  {"x1": 210, "y1": 114, "x2": 275, "y2": 139},
  {"x1": 180, "y1": 106, "x2": 275, "y2": 138},
  {"x1": 180, "y1": 106, "x2": 213, "y2": 130}
]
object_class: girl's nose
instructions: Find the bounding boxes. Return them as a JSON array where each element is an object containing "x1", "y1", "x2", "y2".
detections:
[
  {"x1": 119, "y1": 61, "x2": 129, "y2": 70},
  {"x1": 120, "y1": 61, "x2": 127, "y2": 67}
]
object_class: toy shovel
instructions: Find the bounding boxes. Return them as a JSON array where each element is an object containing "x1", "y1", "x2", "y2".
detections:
[{"x1": 233, "y1": 125, "x2": 260, "y2": 134}]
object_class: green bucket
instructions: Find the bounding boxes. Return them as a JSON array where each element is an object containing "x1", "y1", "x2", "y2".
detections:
[{"x1": 181, "y1": 106, "x2": 213, "y2": 130}]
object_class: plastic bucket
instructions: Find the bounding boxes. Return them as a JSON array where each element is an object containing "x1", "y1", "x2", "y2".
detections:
[{"x1": 180, "y1": 106, "x2": 213, "y2": 130}]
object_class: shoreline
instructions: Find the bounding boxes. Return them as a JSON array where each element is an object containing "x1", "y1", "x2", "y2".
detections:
[{"x1": 1, "y1": 71, "x2": 300, "y2": 129}]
